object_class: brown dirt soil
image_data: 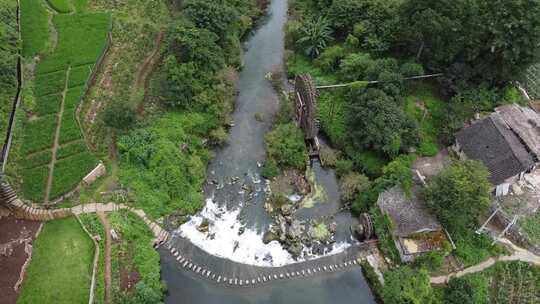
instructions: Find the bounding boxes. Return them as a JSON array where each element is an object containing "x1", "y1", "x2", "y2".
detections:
[
  {"x1": 0, "y1": 214, "x2": 41, "y2": 304},
  {"x1": 134, "y1": 30, "x2": 164, "y2": 115},
  {"x1": 118, "y1": 242, "x2": 140, "y2": 292}
]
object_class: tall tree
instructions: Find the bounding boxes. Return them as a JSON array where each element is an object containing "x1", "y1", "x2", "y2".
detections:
[
  {"x1": 399, "y1": 0, "x2": 540, "y2": 90},
  {"x1": 424, "y1": 160, "x2": 492, "y2": 229},
  {"x1": 348, "y1": 89, "x2": 418, "y2": 157}
]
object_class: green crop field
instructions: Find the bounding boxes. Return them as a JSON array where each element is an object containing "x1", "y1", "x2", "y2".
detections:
[
  {"x1": 20, "y1": 166, "x2": 49, "y2": 201},
  {"x1": 15, "y1": 0, "x2": 111, "y2": 203},
  {"x1": 20, "y1": 0, "x2": 50, "y2": 57},
  {"x1": 50, "y1": 152, "x2": 97, "y2": 199},
  {"x1": 68, "y1": 65, "x2": 93, "y2": 88},
  {"x1": 17, "y1": 218, "x2": 94, "y2": 304},
  {"x1": 23, "y1": 150, "x2": 52, "y2": 169},
  {"x1": 21, "y1": 115, "x2": 57, "y2": 154},
  {"x1": 57, "y1": 141, "x2": 87, "y2": 160},
  {"x1": 34, "y1": 93, "x2": 63, "y2": 116},
  {"x1": 47, "y1": 0, "x2": 73, "y2": 13}
]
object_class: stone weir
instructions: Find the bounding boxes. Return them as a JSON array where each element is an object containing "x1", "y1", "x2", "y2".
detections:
[{"x1": 163, "y1": 235, "x2": 377, "y2": 287}]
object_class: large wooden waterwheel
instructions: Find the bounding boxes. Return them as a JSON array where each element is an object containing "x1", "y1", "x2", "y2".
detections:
[{"x1": 294, "y1": 74, "x2": 319, "y2": 140}]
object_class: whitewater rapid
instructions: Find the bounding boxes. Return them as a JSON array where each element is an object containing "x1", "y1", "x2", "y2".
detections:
[{"x1": 175, "y1": 195, "x2": 352, "y2": 267}]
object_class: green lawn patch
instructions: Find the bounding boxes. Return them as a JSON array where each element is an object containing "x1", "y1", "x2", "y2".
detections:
[
  {"x1": 73, "y1": 0, "x2": 88, "y2": 12},
  {"x1": 34, "y1": 93, "x2": 63, "y2": 117},
  {"x1": 20, "y1": 0, "x2": 50, "y2": 57},
  {"x1": 20, "y1": 165, "x2": 49, "y2": 202},
  {"x1": 17, "y1": 218, "x2": 94, "y2": 304},
  {"x1": 47, "y1": 0, "x2": 73, "y2": 13},
  {"x1": 404, "y1": 83, "x2": 446, "y2": 157},
  {"x1": 21, "y1": 115, "x2": 57, "y2": 154},
  {"x1": 50, "y1": 151, "x2": 97, "y2": 199}
]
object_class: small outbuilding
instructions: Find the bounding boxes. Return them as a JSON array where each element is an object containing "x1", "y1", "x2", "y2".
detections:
[
  {"x1": 376, "y1": 186, "x2": 449, "y2": 262},
  {"x1": 453, "y1": 104, "x2": 539, "y2": 196}
]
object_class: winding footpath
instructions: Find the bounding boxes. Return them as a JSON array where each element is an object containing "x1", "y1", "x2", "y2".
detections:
[{"x1": 430, "y1": 238, "x2": 540, "y2": 284}]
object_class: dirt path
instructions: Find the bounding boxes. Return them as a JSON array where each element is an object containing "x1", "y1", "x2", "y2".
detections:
[
  {"x1": 133, "y1": 30, "x2": 164, "y2": 114},
  {"x1": 44, "y1": 67, "x2": 71, "y2": 204},
  {"x1": 97, "y1": 212, "x2": 112, "y2": 304},
  {"x1": 430, "y1": 238, "x2": 540, "y2": 284}
]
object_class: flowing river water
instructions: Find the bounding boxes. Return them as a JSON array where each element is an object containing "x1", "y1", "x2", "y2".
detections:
[{"x1": 160, "y1": 0, "x2": 376, "y2": 302}]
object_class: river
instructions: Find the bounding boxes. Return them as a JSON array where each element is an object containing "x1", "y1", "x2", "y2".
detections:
[{"x1": 160, "y1": 0, "x2": 376, "y2": 302}]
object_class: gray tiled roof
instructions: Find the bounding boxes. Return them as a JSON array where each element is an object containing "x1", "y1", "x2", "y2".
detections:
[
  {"x1": 376, "y1": 186, "x2": 442, "y2": 237},
  {"x1": 455, "y1": 114, "x2": 534, "y2": 185}
]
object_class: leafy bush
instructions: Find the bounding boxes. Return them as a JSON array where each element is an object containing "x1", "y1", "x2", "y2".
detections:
[
  {"x1": 103, "y1": 101, "x2": 137, "y2": 131},
  {"x1": 339, "y1": 172, "x2": 370, "y2": 202},
  {"x1": 118, "y1": 112, "x2": 212, "y2": 218},
  {"x1": 20, "y1": 0, "x2": 50, "y2": 57},
  {"x1": 370, "y1": 207, "x2": 400, "y2": 264},
  {"x1": 265, "y1": 123, "x2": 307, "y2": 170},
  {"x1": 109, "y1": 211, "x2": 162, "y2": 302},
  {"x1": 183, "y1": 0, "x2": 239, "y2": 39},
  {"x1": 318, "y1": 146, "x2": 339, "y2": 167},
  {"x1": 425, "y1": 160, "x2": 491, "y2": 229},
  {"x1": 50, "y1": 152, "x2": 97, "y2": 199},
  {"x1": 382, "y1": 266, "x2": 435, "y2": 304},
  {"x1": 444, "y1": 274, "x2": 489, "y2": 304},
  {"x1": 296, "y1": 16, "x2": 334, "y2": 58},
  {"x1": 315, "y1": 45, "x2": 345, "y2": 72},
  {"x1": 335, "y1": 158, "x2": 354, "y2": 177},
  {"x1": 261, "y1": 159, "x2": 279, "y2": 179}
]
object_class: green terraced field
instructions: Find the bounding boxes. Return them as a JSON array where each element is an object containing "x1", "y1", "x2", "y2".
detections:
[
  {"x1": 15, "y1": 0, "x2": 111, "y2": 203},
  {"x1": 20, "y1": 0, "x2": 50, "y2": 57}
]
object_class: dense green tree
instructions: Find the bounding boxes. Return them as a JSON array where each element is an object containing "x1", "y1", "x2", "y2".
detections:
[
  {"x1": 424, "y1": 160, "x2": 492, "y2": 229},
  {"x1": 328, "y1": 0, "x2": 400, "y2": 52},
  {"x1": 167, "y1": 20, "x2": 225, "y2": 74},
  {"x1": 0, "y1": 0, "x2": 18, "y2": 88},
  {"x1": 265, "y1": 123, "x2": 307, "y2": 169},
  {"x1": 444, "y1": 275, "x2": 489, "y2": 304},
  {"x1": 103, "y1": 101, "x2": 137, "y2": 131},
  {"x1": 400, "y1": 0, "x2": 540, "y2": 90},
  {"x1": 296, "y1": 16, "x2": 334, "y2": 58},
  {"x1": 382, "y1": 266, "x2": 435, "y2": 304},
  {"x1": 161, "y1": 58, "x2": 205, "y2": 108},
  {"x1": 183, "y1": 0, "x2": 239, "y2": 39},
  {"x1": 348, "y1": 89, "x2": 418, "y2": 157}
]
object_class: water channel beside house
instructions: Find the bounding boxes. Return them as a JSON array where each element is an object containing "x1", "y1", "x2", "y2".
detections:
[{"x1": 160, "y1": 0, "x2": 376, "y2": 302}]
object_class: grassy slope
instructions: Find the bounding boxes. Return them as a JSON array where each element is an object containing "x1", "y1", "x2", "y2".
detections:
[
  {"x1": 404, "y1": 83, "x2": 447, "y2": 157},
  {"x1": 17, "y1": 218, "x2": 94, "y2": 304}
]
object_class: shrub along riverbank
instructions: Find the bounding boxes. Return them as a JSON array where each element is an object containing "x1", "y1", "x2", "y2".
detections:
[{"x1": 114, "y1": 0, "x2": 263, "y2": 220}]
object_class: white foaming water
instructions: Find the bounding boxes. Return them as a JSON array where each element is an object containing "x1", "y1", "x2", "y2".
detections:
[{"x1": 177, "y1": 197, "x2": 352, "y2": 267}]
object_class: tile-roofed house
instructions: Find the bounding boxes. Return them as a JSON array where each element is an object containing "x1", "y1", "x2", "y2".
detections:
[
  {"x1": 377, "y1": 186, "x2": 448, "y2": 262},
  {"x1": 454, "y1": 104, "x2": 538, "y2": 196}
]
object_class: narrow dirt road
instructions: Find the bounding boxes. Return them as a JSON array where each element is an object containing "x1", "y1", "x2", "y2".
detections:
[
  {"x1": 133, "y1": 30, "x2": 164, "y2": 114},
  {"x1": 97, "y1": 212, "x2": 112, "y2": 303},
  {"x1": 431, "y1": 238, "x2": 540, "y2": 284}
]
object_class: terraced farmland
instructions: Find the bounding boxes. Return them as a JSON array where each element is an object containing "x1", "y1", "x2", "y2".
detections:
[{"x1": 16, "y1": 0, "x2": 111, "y2": 203}]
